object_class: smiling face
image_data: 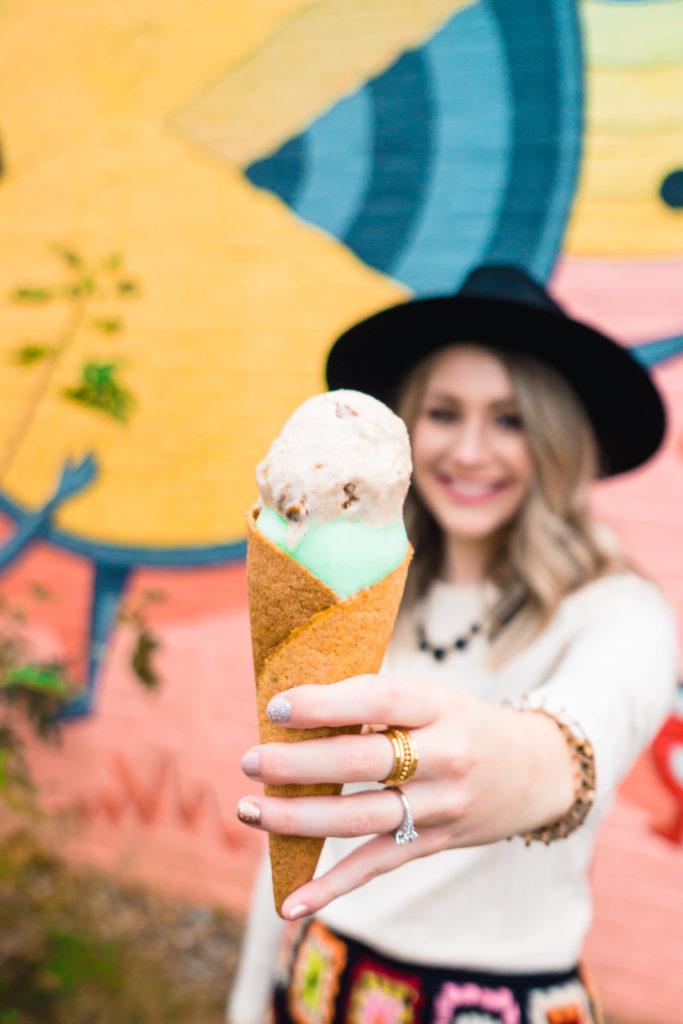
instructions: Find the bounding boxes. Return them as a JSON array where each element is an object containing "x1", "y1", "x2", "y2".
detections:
[{"x1": 410, "y1": 344, "x2": 534, "y2": 544}]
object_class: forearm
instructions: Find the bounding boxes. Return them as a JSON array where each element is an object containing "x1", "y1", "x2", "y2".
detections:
[{"x1": 504, "y1": 707, "x2": 577, "y2": 834}]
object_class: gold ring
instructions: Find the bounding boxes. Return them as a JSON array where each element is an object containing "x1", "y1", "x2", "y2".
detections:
[{"x1": 379, "y1": 727, "x2": 419, "y2": 786}]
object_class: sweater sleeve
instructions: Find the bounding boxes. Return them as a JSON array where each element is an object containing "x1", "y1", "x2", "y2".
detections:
[
  {"x1": 524, "y1": 574, "x2": 679, "y2": 807},
  {"x1": 225, "y1": 849, "x2": 287, "y2": 1024}
]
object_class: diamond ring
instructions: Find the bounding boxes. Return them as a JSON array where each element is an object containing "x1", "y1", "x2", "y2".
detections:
[{"x1": 387, "y1": 786, "x2": 419, "y2": 845}]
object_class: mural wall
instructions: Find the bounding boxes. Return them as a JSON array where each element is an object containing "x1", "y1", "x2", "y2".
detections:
[{"x1": 0, "y1": 1, "x2": 682, "y2": 1020}]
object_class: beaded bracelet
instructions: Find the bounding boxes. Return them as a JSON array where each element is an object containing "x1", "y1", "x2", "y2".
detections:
[{"x1": 505, "y1": 698, "x2": 596, "y2": 846}]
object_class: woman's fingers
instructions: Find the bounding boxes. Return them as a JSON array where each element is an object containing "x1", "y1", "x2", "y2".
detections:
[
  {"x1": 242, "y1": 718, "x2": 473, "y2": 788},
  {"x1": 242, "y1": 732, "x2": 397, "y2": 786},
  {"x1": 241, "y1": 717, "x2": 472, "y2": 787},
  {"x1": 266, "y1": 675, "x2": 445, "y2": 731},
  {"x1": 236, "y1": 780, "x2": 443, "y2": 838},
  {"x1": 280, "y1": 827, "x2": 449, "y2": 920}
]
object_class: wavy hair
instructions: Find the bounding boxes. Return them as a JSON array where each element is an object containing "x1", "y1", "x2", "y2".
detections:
[{"x1": 396, "y1": 344, "x2": 625, "y2": 665}]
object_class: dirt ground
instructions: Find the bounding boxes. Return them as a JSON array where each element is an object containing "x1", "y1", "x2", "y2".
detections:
[
  {"x1": 0, "y1": 829, "x2": 242, "y2": 1023},
  {"x1": 0, "y1": 829, "x2": 639, "y2": 1024}
]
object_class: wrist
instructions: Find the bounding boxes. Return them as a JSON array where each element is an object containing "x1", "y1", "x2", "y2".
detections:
[
  {"x1": 504, "y1": 698, "x2": 597, "y2": 845},
  {"x1": 508, "y1": 708, "x2": 576, "y2": 833}
]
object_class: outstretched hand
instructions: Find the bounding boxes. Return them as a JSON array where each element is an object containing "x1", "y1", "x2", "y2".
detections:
[{"x1": 236, "y1": 675, "x2": 574, "y2": 920}]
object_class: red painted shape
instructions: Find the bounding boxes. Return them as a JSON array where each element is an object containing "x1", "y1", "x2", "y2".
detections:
[
  {"x1": 111, "y1": 753, "x2": 170, "y2": 825},
  {"x1": 651, "y1": 716, "x2": 683, "y2": 843},
  {"x1": 620, "y1": 746, "x2": 681, "y2": 834},
  {"x1": 71, "y1": 748, "x2": 251, "y2": 849},
  {"x1": 170, "y1": 759, "x2": 209, "y2": 830}
]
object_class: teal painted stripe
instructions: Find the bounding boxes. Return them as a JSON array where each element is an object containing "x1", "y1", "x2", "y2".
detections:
[
  {"x1": 0, "y1": 491, "x2": 246, "y2": 566},
  {"x1": 530, "y1": 0, "x2": 584, "y2": 281},
  {"x1": 394, "y1": 0, "x2": 510, "y2": 293},
  {"x1": 247, "y1": 134, "x2": 307, "y2": 208},
  {"x1": 632, "y1": 335, "x2": 683, "y2": 367},
  {"x1": 296, "y1": 87, "x2": 372, "y2": 239},
  {"x1": 343, "y1": 49, "x2": 435, "y2": 274},
  {"x1": 484, "y1": 0, "x2": 582, "y2": 278},
  {"x1": 57, "y1": 563, "x2": 131, "y2": 721}
]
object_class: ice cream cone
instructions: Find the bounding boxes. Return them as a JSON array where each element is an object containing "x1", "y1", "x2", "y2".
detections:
[{"x1": 246, "y1": 507, "x2": 411, "y2": 915}]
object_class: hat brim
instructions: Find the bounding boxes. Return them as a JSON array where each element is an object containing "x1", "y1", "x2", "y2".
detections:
[{"x1": 326, "y1": 295, "x2": 666, "y2": 477}]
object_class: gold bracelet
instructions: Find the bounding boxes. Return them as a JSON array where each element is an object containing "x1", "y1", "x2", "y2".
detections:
[{"x1": 505, "y1": 698, "x2": 596, "y2": 846}]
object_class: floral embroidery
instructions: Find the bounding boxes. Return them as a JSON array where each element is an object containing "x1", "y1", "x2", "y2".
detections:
[
  {"x1": 450, "y1": 1015, "x2": 506, "y2": 1024},
  {"x1": 287, "y1": 920, "x2": 347, "y2": 1024},
  {"x1": 527, "y1": 980, "x2": 593, "y2": 1024},
  {"x1": 432, "y1": 981, "x2": 521, "y2": 1024},
  {"x1": 276, "y1": 919, "x2": 306, "y2": 985},
  {"x1": 347, "y1": 956, "x2": 422, "y2": 1024}
]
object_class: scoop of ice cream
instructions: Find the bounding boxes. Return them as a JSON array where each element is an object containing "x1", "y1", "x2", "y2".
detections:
[
  {"x1": 256, "y1": 507, "x2": 409, "y2": 598},
  {"x1": 257, "y1": 390, "x2": 411, "y2": 530},
  {"x1": 255, "y1": 390, "x2": 412, "y2": 596}
]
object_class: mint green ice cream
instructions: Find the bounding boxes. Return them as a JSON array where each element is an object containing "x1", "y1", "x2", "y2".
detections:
[
  {"x1": 257, "y1": 506, "x2": 408, "y2": 598},
  {"x1": 255, "y1": 390, "x2": 412, "y2": 598}
]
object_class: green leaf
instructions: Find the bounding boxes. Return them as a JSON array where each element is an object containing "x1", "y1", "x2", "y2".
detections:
[
  {"x1": 45, "y1": 929, "x2": 122, "y2": 996},
  {"x1": 10, "y1": 287, "x2": 54, "y2": 304},
  {"x1": 53, "y1": 247, "x2": 83, "y2": 269},
  {"x1": 83, "y1": 361, "x2": 115, "y2": 386},
  {"x1": 63, "y1": 361, "x2": 136, "y2": 423},
  {"x1": 102, "y1": 252, "x2": 123, "y2": 272},
  {"x1": 0, "y1": 727, "x2": 35, "y2": 805},
  {"x1": 11, "y1": 344, "x2": 55, "y2": 366},
  {"x1": 117, "y1": 278, "x2": 139, "y2": 296},
  {"x1": 3, "y1": 666, "x2": 71, "y2": 694},
  {"x1": 131, "y1": 629, "x2": 160, "y2": 689},
  {"x1": 92, "y1": 317, "x2": 122, "y2": 334},
  {"x1": 68, "y1": 274, "x2": 95, "y2": 298}
]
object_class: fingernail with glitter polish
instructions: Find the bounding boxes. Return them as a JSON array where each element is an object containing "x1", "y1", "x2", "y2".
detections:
[
  {"x1": 267, "y1": 696, "x2": 292, "y2": 723},
  {"x1": 240, "y1": 749, "x2": 260, "y2": 776},
  {"x1": 236, "y1": 798, "x2": 261, "y2": 825}
]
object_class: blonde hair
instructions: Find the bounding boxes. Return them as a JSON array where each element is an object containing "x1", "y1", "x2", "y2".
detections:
[{"x1": 397, "y1": 344, "x2": 625, "y2": 665}]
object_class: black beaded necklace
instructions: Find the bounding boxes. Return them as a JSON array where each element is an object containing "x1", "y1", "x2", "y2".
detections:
[{"x1": 416, "y1": 620, "x2": 483, "y2": 661}]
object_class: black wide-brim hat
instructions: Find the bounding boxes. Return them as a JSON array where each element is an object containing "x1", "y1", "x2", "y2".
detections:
[{"x1": 326, "y1": 264, "x2": 666, "y2": 477}]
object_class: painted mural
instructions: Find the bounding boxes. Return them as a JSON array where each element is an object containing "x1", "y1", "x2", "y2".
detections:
[{"x1": 0, "y1": 1, "x2": 682, "y2": 1020}]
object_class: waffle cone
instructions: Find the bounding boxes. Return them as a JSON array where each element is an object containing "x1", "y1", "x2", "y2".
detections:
[{"x1": 245, "y1": 507, "x2": 411, "y2": 916}]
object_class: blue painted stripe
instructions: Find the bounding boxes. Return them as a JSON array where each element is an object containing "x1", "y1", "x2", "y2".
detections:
[
  {"x1": 247, "y1": 133, "x2": 307, "y2": 209},
  {"x1": 529, "y1": 0, "x2": 584, "y2": 281},
  {"x1": 343, "y1": 48, "x2": 435, "y2": 274},
  {"x1": 57, "y1": 563, "x2": 131, "y2": 721},
  {"x1": 393, "y1": 1, "x2": 510, "y2": 294},
  {"x1": 632, "y1": 335, "x2": 683, "y2": 367},
  {"x1": 0, "y1": 491, "x2": 245, "y2": 566},
  {"x1": 295, "y1": 87, "x2": 373, "y2": 239},
  {"x1": 483, "y1": 0, "x2": 581, "y2": 279}
]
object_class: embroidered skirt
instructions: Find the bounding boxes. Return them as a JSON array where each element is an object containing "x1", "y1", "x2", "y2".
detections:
[{"x1": 271, "y1": 918, "x2": 603, "y2": 1024}]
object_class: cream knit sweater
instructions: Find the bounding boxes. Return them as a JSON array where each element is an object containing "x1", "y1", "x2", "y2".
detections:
[{"x1": 227, "y1": 571, "x2": 679, "y2": 1024}]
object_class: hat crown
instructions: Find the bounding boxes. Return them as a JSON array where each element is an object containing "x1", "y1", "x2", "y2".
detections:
[
  {"x1": 326, "y1": 262, "x2": 665, "y2": 476},
  {"x1": 458, "y1": 264, "x2": 562, "y2": 317}
]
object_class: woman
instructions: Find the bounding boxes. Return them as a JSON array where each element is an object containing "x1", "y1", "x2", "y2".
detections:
[{"x1": 228, "y1": 265, "x2": 679, "y2": 1024}]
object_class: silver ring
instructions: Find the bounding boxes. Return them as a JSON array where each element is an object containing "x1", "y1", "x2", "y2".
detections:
[{"x1": 387, "y1": 786, "x2": 419, "y2": 845}]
